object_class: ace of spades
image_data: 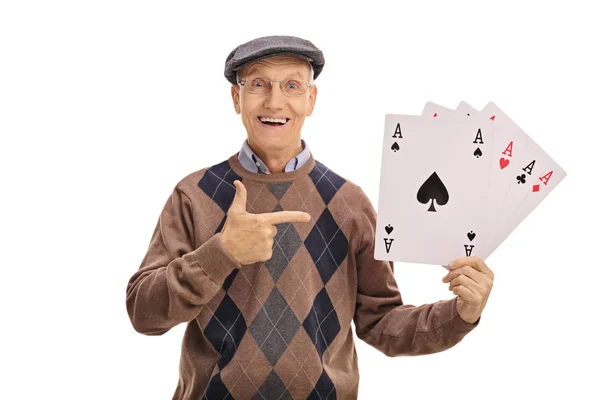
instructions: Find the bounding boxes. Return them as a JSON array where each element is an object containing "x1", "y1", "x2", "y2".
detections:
[
  {"x1": 375, "y1": 115, "x2": 493, "y2": 265},
  {"x1": 417, "y1": 172, "x2": 449, "y2": 212}
]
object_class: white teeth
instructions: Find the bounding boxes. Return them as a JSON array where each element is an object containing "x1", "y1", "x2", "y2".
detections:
[{"x1": 259, "y1": 117, "x2": 287, "y2": 124}]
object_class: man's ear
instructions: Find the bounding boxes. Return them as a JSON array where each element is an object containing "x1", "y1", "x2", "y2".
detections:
[
  {"x1": 231, "y1": 85, "x2": 241, "y2": 114},
  {"x1": 306, "y1": 85, "x2": 318, "y2": 117}
]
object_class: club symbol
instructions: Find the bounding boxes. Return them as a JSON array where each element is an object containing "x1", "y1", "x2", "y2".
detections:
[
  {"x1": 473, "y1": 148, "x2": 483, "y2": 158},
  {"x1": 467, "y1": 113, "x2": 471, "y2": 116},
  {"x1": 385, "y1": 224, "x2": 394, "y2": 234},
  {"x1": 467, "y1": 231, "x2": 476, "y2": 241},
  {"x1": 391, "y1": 142, "x2": 400, "y2": 152},
  {"x1": 516, "y1": 174, "x2": 526, "y2": 184}
]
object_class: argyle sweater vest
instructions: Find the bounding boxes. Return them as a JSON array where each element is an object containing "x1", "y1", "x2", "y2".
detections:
[{"x1": 126, "y1": 152, "x2": 478, "y2": 400}]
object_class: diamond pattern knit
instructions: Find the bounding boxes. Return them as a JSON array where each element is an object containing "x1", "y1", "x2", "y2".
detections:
[{"x1": 126, "y1": 151, "x2": 478, "y2": 400}]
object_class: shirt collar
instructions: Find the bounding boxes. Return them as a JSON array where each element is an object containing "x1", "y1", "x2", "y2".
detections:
[{"x1": 238, "y1": 139, "x2": 311, "y2": 174}]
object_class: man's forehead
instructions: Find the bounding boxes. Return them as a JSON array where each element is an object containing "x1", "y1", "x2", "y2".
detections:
[{"x1": 243, "y1": 57, "x2": 310, "y2": 77}]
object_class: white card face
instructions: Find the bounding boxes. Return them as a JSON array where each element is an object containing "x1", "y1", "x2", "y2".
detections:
[
  {"x1": 476, "y1": 102, "x2": 536, "y2": 247},
  {"x1": 481, "y1": 140, "x2": 567, "y2": 256},
  {"x1": 421, "y1": 101, "x2": 455, "y2": 118},
  {"x1": 375, "y1": 114, "x2": 492, "y2": 265},
  {"x1": 424, "y1": 101, "x2": 498, "y2": 259},
  {"x1": 454, "y1": 101, "x2": 514, "y2": 257},
  {"x1": 455, "y1": 101, "x2": 479, "y2": 117}
]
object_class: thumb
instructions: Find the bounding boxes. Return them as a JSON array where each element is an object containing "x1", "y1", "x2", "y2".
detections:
[{"x1": 229, "y1": 180, "x2": 247, "y2": 213}]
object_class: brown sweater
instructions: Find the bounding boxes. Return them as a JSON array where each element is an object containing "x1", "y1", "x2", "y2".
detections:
[{"x1": 126, "y1": 151, "x2": 478, "y2": 400}]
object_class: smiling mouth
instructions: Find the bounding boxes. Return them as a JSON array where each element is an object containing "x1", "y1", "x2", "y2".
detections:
[{"x1": 258, "y1": 116, "x2": 290, "y2": 126}]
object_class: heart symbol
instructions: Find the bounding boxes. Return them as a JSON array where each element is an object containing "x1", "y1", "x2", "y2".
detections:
[
  {"x1": 499, "y1": 158, "x2": 510, "y2": 169},
  {"x1": 391, "y1": 142, "x2": 400, "y2": 152},
  {"x1": 385, "y1": 224, "x2": 394, "y2": 234},
  {"x1": 433, "y1": 113, "x2": 438, "y2": 117},
  {"x1": 532, "y1": 184, "x2": 540, "y2": 192},
  {"x1": 467, "y1": 231, "x2": 476, "y2": 241}
]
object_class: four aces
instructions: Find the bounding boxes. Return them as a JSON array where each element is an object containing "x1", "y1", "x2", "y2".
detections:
[{"x1": 375, "y1": 102, "x2": 566, "y2": 266}]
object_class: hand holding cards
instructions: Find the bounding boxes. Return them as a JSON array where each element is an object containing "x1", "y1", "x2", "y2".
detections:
[{"x1": 374, "y1": 101, "x2": 566, "y2": 266}]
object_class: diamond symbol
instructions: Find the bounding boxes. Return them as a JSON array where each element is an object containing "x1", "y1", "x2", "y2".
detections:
[
  {"x1": 249, "y1": 288, "x2": 300, "y2": 365},
  {"x1": 203, "y1": 294, "x2": 247, "y2": 369},
  {"x1": 253, "y1": 370, "x2": 292, "y2": 400},
  {"x1": 304, "y1": 208, "x2": 348, "y2": 284},
  {"x1": 197, "y1": 160, "x2": 242, "y2": 212},
  {"x1": 265, "y1": 220, "x2": 302, "y2": 282},
  {"x1": 308, "y1": 368, "x2": 336, "y2": 398},
  {"x1": 302, "y1": 288, "x2": 340, "y2": 358},
  {"x1": 309, "y1": 160, "x2": 346, "y2": 205}
]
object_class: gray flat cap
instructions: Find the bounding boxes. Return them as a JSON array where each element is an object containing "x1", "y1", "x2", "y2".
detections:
[{"x1": 224, "y1": 35, "x2": 324, "y2": 85}]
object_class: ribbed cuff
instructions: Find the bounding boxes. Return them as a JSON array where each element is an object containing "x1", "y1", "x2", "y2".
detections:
[{"x1": 191, "y1": 233, "x2": 242, "y2": 284}]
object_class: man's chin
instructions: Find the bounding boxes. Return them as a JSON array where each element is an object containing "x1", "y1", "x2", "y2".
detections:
[{"x1": 251, "y1": 134, "x2": 300, "y2": 151}]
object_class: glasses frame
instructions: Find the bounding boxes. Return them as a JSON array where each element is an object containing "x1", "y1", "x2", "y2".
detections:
[{"x1": 237, "y1": 77, "x2": 314, "y2": 97}]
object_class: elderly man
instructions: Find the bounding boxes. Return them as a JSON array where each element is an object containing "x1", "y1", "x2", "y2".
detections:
[{"x1": 126, "y1": 35, "x2": 494, "y2": 400}]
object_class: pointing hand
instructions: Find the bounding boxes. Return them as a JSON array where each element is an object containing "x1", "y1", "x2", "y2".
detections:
[{"x1": 220, "y1": 180, "x2": 311, "y2": 265}]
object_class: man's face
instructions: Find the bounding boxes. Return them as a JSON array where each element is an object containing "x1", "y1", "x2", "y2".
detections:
[{"x1": 231, "y1": 56, "x2": 317, "y2": 154}]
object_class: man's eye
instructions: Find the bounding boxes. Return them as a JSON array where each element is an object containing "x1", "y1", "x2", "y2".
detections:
[
  {"x1": 286, "y1": 81, "x2": 300, "y2": 89},
  {"x1": 251, "y1": 79, "x2": 267, "y2": 87}
]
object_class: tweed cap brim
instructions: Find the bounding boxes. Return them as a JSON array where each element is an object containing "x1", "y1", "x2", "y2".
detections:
[{"x1": 224, "y1": 35, "x2": 324, "y2": 85}]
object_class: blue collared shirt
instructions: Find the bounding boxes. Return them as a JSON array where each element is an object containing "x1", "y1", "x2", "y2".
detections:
[{"x1": 238, "y1": 139, "x2": 311, "y2": 174}]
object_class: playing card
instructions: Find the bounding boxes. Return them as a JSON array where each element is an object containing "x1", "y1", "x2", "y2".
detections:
[
  {"x1": 455, "y1": 101, "x2": 479, "y2": 117},
  {"x1": 375, "y1": 114, "x2": 493, "y2": 265},
  {"x1": 422, "y1": 102, "x2": 498, "y2": 261},
  {"x1": 426, "y1": 101, "x2": 496, "y2": 198},
  {"x1": 473, "y1": 102, "x2": 537, "y2": 251},
  {"x1": 480, "y1": 138, "x2": 567, "y2": 256},
  {"x1": 421, "y1": 101, "x2": 455, "y2": 118}
]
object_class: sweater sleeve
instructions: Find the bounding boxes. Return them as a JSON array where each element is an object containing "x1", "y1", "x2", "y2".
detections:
[
  {"x1": 126, "y1": 187, "x2": 242, "y2": 335},
  {"x1": 352, "y1": 188, "x2": 479, "y2": 356}
]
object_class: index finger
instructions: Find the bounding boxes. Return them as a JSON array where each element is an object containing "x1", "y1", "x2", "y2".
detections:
[
  {"x1": 258, "y1": 210, "x2": 311, "y2": 225},
  {"x1": 448, "y1": 256, "x2": 492, "y2": 276}
]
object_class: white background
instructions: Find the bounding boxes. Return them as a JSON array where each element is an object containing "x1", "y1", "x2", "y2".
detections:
[{"x1": 1, "y1": 1, "x2": 598, "y2": 399}]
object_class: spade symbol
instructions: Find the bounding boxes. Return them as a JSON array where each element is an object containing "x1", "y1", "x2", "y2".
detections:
[
  {"x1": 417, "y1": 172, "x2": 449, "y2": 212},
  {"x1": 467, "y1": 231, "x2": 476, "y2": 241},
  {"x1": 385, "y1": 224, "x2": 394, "y2": 234},
  {"x1": 391, "y1": 142, "x2": 400, "y2": 152},
  {"x1": 473, "y1": 147, "x2": 483, "y2": 158}
]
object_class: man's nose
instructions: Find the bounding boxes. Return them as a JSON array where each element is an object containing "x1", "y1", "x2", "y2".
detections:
[{"x1": 263, "y1": 82, "x2": 286, "y2": 110}]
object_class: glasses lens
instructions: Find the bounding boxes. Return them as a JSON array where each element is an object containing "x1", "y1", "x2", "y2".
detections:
[
  {"x1": 246, "y1": 78, "x2": 270, "y2": 94},
  {"x1": 282, "y1": 79, "x2": 307, "y2": 96}
]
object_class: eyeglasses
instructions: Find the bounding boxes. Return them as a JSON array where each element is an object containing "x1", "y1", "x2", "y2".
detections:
[{"x1": 237, "y1": 77, "x2": 313, "y2": 96}]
